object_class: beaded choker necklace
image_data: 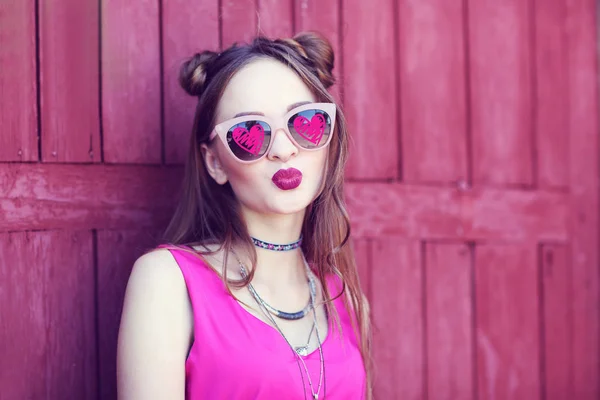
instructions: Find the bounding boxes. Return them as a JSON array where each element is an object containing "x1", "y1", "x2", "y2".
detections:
[{"x1": 251, "y1": 236, "x2": 302, "y2": 251}]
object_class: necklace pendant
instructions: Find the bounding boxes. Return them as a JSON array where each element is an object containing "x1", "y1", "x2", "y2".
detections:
[
  {"x1": 295, "y1": 346, "x2": 308, "y2": 356},
  {"x1": 313, "y1": 395, "x2": 318, "y2": 399}
]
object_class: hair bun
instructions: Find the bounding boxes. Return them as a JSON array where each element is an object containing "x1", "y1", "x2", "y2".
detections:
[
  {"x1": 179, "y1": 51, "x2": 219, "y2": 96},
  {"x1": 291, "y1": 32, "x2": 335, "y2": 88}
]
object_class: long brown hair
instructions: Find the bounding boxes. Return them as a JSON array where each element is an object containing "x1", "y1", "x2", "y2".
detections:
[{"x1": 162, "y1": 32, "x2": 373, "y2": 398}]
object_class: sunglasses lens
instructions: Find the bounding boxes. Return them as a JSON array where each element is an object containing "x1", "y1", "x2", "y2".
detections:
[
  {"x1": 288, "y1": 109, "x2": 333, "y2": 149},
  {"x1": 226, "y1": 121, "x2": 271, "y2": 161}
]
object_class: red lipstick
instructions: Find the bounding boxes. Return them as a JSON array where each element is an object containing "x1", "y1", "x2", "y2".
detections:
[{"x1": 272, "y1": 168, "x2": 303, "y2": 190}]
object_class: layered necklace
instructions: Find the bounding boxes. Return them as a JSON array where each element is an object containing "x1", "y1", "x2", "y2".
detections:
[{"x1": 235, "y1": 235, "x2": 325, "y2": 400}]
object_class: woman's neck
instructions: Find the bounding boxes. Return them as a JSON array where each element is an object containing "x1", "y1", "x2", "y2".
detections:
[{"x1": 239, "y1": 207, "x2": 308, "y2": 287}]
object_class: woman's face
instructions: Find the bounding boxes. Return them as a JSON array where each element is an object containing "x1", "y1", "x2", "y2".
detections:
[{"x1": 204, "y1": 58, "x2": 329, "y2": 216}]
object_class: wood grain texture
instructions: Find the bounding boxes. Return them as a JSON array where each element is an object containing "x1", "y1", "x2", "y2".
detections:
[
  {"x1": 566, "y1": 0, "x2": 600, "y2": 397},
  {"x1": 97, "y1": 229, "x2": 161, "y2": 400},
  {"x1": 399, "y1": 0, "x2": 468, "y2": 184},
  {"x1": 39, "y1": 0, "x2": 101, "y2": 163},
  {"x1": 0, "y1": 163, "x2": 181, "y2": 232},
  {"x1": 257, "y1": 0, "x2": 293, "y2": 38},
  {"x1": 162, "y1": 0, "x2": 219, "y2": 164},
  {"x1": 342, "y1": 0, "x2": 399, "y2": 179},
  {"x1": 0, "y1": 231, "x2": 97, "y2": 399},
  {"x1": 540, "y1": 244, "x2": 572, "y2": 400},
  {"x1": 468, "y1": 0, "x2": 534, "y2": 186},
  {"x1": 425, "y1": 242, "x2": 474, "y2": 400},
  {"x1": 371, "y1": 238, "x2": 423, "y2": 399},
  {"x1": 294, "y1": 0, "x2": 342, "y2": 102},
  {"x1": 345, "y1": 183, "x2": 568, "y2": 241},
  {"x1": 221, "y1": 0, "x2": 258, "y2": 48},
  {"x1": 475, "y1": 244, "x2": 540, "y2": 400},
  {"x1": 101, "y1": 0, "x2": 161, "y2": 164},
  {"x1": 0, "y1": 0, "x2": 38, "y2": 162},
  {"x1": 535, "y1": 0, "x2": 568, "y2": 189}
]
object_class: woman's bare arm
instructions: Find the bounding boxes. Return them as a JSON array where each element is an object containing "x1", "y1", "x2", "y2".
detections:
[{"x1": 117, "y1": 249, "x2": 193, "y2": 399}]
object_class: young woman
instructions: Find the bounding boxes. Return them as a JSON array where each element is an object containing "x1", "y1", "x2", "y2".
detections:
[{"x1": 117, "y1": 32, "x2": 372, "y2": 400}]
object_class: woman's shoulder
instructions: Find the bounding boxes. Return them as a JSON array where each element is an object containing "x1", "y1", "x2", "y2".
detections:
[
  {"x1": 117, "y1": 248, "x2": 193, "y2": 398},
  {"x1": 125, "y1": 248, "x2": 189, "y2": 307},
  {"x1": 134, "y1": 247, "x2": 184, "y2": 278}
]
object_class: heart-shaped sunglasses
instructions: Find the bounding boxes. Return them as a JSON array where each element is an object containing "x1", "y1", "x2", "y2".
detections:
[{"x1": 208, "y1": 103, "x2": 336, "y2": 163}]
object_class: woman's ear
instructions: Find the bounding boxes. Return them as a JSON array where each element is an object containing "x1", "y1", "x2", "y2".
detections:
[{"x1": 201, "y1": 144, "x2": 228, "y2": 185}]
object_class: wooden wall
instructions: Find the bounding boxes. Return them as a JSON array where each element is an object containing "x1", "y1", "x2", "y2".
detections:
[{"x1": 1, "y1": 0, "x2": 598, "y2": 399}]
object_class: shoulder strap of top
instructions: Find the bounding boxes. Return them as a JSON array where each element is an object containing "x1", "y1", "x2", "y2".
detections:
[{"x1": 156, "y1": 243, "x2": 229, "y2": 300}]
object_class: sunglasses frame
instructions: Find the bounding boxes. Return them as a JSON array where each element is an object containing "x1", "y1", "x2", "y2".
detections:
[{"x1": 208, "y1": 102, "x2": 337, "y2": 164}]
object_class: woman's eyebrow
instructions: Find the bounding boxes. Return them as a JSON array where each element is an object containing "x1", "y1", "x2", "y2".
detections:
[
  {"x1": 232, "y1": 101, "x2": 313, "y2": 118},
  {"x1": 233, "y1": 111, "x2": 264, "y2": 117},
  {"x1": 286, "y1": 101, "x2": 312, "y2": 111}
]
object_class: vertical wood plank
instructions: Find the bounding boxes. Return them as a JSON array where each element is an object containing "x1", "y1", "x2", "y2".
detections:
[
  {"x1": 469, "y1": 0, "x2": 534, "y2": 186},
  {"x1": 540, "y1": 244, "x2": 572, "y2": 399},
  {"x1": 399, "y1": 0, "x2": 468, "y2": 184},
  {"x1": 0, "y1": 0, "x2": 38, "y2": 162},
  {"x1": 44, "y1": 231, "x2": 97, "y2": 400},
  {"x1": 97, "y1": 229, "x2": 160, "y2": 400},
  {"x1": 535, "y1": 0, "x2": 568, "y2": 189},
  {"x1": 39, "y1": 0, "x2": 101, "y2": 163},
  {"x1": 566, "y1": 0, "x2": 600, "y2": 397},
  {"x1": 294, "y1": 0, "x2": 342, "y2": 101},
  {"x1": 371, "y1": 238, "x2": 423, "y2": 399},
  {"x1": 475, "y1": 244, "x2": 540, "y2": 400},
  {"x1": 0, "y1": 232, "x2": 47, "y2": 399},
  {"x1": 0, "y1": 231, "x2": 97, "y2": 399},
  {"x1": 425, "y1": 242, "x2": 474, "y2": 400},
  {"x1": 342, "y1": 0, "x2": 399, "y2": 180},
  {"x1": 162, "y1": 0, "x2": 219, "y2": 164},
  {"x1": 257, "y1": 0, "x2": 293, "y2": 38},
  {"x1": 222, "y1": 0, "x2": 258, "y2": 48},
  {"x1": 101, "y1": 0, "x2": 161, "y2": 164}
]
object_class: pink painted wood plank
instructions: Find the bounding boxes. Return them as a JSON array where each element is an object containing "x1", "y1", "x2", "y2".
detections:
[
  {"x1": 162, "y1": 0, "x2": 219, "y2": 164},
  {"x1": 425, "y1": 242, "x2": 474, "y2": 400},
  {"x1": 101, "y1": 0, "x2": 161, "y2": 164},
  {"x1": 541, "y1": 244, "x2": 572, "y2": 400},
  {"x1": 344, "y1": 183, "x2": 568, "y2": 241},
  {"x1": 39, "y1": 0, "x2": 101, "y2": 163},
  {"x1": 0, "y1": 0, "x2": 38, "y2": 161},
  {"x1": 293, "y1": 0, "x2": 342, "y2": 103},
  {"x1": 535, "y1": 0, "x2": 568, "y2": 189},
  {"x1": 352, "y1": 238, "x2": 371, "y2": 299},
  {"x1": 221, "y1": 0, "x2": 258, "y2": 48},
  {"x1": 475, "y1": 244, "x2": 540, "y2": 400},
  {"x1": 0, "y1": 232, "x2": 47, "y2": 398},
  {"x1": 257, "y1": 0, "x2": 293, "y2": 38},
  {"x1": 469, "y1": 0, "x2": 534, "y2": 186},
  {"x1": 371, "y1": 238, "x2": 423, "y2": 399},
  {"x1": 565, "y1": 0, "x2": 600, "y2": 397},
  {"x1": 44, "y1": 230, "x2": 97, "y2": 399},
  {"x1": 0, "y1": 231, "x2": 96, "y2": 399},
  {"x1": 0, "y1": 163, "x2": 181, "y2": 232},
  {"x1": 342, "y1": 0, "x2": 399, "y2": 179},
  {"x1": 399, "y1": 0, "x2": 468, "y2": 184},
  {"x1": 97, "y1": 229, "x2": 161, "y2": 400}
]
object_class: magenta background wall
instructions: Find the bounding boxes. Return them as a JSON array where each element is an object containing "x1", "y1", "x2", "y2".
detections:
[{"x1": 1, "y1": 0, "x2": 599, "y2": 399}]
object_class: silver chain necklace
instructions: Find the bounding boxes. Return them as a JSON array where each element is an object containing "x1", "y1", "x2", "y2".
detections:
[
  {"x1": 295, "y1": 320, "x2": 316, "y2": 356},
  {"x1": 245, "y1": 271, "x2": 316, "y2": 321},
  {"x1": 237, "y1": 256, "x2": 325, "y2": 399}
]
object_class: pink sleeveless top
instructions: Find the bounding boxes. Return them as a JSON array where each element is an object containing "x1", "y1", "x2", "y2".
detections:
[{"x1": 158, "y1": 245, "x2": 366, "y2": 399}]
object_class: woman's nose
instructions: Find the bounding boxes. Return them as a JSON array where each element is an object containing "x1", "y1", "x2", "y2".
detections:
[{"x1": 267, "y1": 127, "x2": 298, "y2": 162}]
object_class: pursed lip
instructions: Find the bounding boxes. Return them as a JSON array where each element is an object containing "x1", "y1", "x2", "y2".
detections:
[{"x1": 272, "y1": 168, "x2": 303, "y2": 190}]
